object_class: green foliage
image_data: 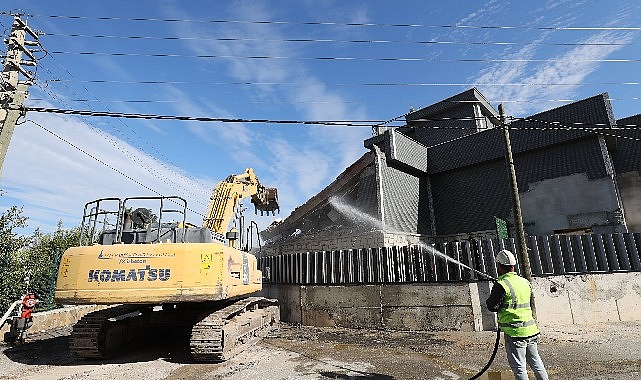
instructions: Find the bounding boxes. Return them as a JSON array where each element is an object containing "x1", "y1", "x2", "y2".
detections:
[
  {"x1": 28, "y1": 222, "x2": 81, "y2": 311},
  {"x1": 0, "y1": 207, "x2": 81, "y2": 314},
  {"x1": 0, "y1": 206, "x2": 29, "y2": 313}
]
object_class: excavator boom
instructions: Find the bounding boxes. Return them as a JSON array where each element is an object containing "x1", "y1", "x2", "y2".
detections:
[{"x1": 202, "y1": 168, "x2": 279, "y2": 234}]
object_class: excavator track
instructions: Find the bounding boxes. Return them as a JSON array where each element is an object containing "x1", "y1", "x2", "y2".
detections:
[
  {"x1": 190, "y1": 297, "x2": 279, "y2": 362},
  {"x1": 70, "y1": 304, "x2": 143, "y2": 358}
]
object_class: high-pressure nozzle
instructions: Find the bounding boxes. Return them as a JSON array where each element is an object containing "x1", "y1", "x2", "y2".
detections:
[{"x1": 468, "y1": 266, "x2": 498, "y2": 282}]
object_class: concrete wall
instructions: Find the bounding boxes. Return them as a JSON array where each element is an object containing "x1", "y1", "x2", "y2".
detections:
[
  {"x1": 262, "y1": 272, "x2": 641, "y2": 332},
  {"x1": 533, "y1": 272, "x2": 641, "y2": 325},
  {"x1": 520, "y1": 173, "x2": 626, "y2": 235},
  {"x1": 0, "y1": 305, "x2": 106, "y2": 336},
  {"x1": 261, "y1": 282, "x2": 495, "y2": 332},
  {"x1": 4, "y1": 273, "x2": 639, "y2": 336}
]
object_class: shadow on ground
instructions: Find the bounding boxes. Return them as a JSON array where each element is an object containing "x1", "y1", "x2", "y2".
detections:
[{"x1": 2, "y1": 327, "x2": 198, "y2": 366}]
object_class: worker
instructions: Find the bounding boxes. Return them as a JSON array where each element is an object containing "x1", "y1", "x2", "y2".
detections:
[
  {"x1": 20, "y1": 292, "x2": 36, "y2": 321},
  {"x1": 486, "y1": 250, "x2": 548, "y2": 380}
]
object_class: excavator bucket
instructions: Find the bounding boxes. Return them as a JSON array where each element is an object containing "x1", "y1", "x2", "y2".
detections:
[{"x1": 252, "y1": 186, "x2": 279, "y2": 215}]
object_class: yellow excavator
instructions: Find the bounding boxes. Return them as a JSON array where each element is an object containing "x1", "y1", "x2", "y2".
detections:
[{"x1": 54, "y1": 168, "x2": 280, "y2": 361}]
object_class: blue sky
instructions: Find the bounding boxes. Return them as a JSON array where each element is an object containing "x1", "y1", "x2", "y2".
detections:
[{"x1": 0, "y1": 0, "x2": 639, "y2": 234}]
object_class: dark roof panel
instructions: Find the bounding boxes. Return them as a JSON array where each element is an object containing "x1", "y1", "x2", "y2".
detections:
[
  {"x1": 427, "y1": 93, "x2": 615, "y2": 174},
  {"x1": 614, "y1": 114, "x2": 641, "y2": 174}
]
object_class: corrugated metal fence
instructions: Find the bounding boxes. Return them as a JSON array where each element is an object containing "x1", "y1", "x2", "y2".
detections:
[{"x1": 259, "y1": 233, "x2": 641, "y2": 284}]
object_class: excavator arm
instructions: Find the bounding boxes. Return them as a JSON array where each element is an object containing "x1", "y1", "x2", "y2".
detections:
[{"x1": 202, "y1": 168, "x2": 279, "y2": 234}]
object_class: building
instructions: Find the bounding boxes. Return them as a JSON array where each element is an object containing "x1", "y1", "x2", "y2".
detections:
[
  {"x1": 259, "y1": 88, "x2": 641, "y2": 331},
  {"x1": 262, "y1": 88, "x2": 637, "y2": 254}
]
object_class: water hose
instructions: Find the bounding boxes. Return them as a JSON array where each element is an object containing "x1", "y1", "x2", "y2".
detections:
[
  {"x1": 468, "y1": 328, "x2": 501, "y2": 380},
  {"x1": 424, "y1": 245, "x2": 502, "y2": 379},
  {"x1": 464, "y1": 268, "x2": 499, "y2": 380}
]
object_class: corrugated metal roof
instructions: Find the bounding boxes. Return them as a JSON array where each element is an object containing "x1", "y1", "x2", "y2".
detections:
[
  {"x1": 427, "y1": 93, "x2": 615, "y2": 175},
  {"x1": 405, "y1": 87, "x2": 499, "y2": 122}
]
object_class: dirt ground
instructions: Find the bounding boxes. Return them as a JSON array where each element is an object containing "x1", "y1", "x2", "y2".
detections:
[{"x1": 1, "y1": 321, "x2": 641, "y2": 380}]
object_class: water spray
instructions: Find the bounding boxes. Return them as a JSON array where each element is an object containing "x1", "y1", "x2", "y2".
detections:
[
  {"x1": 328, "y1": 196, "x2": 502, "y2": 379},
  {"x1": 421, "y1": 243, "x2": 498, "y2": 282},
  {"x1": 328, "y1": 196, "x2": 498, "y2": 282}
]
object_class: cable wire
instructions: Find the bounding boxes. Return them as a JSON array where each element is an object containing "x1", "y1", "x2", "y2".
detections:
[
  {"x1": 510, "y1": 116, "x2": 641, "y2": 142},
  {"x1": 34, "y1": 44, "x2": 214, "y2": 205},
  {"x1": 24, "y1": 106, "x2": 384, "y2": 126},
  {"x1": 45, "y1": 50, "x2": 641, "y2": 63},
  {"x1": 22, "y1": 106, "x2": 641, "y2": 130},
  {"x1": 37, "y1": 32, "x2": 640, "y2": 48},
  {"x1": 41, "y1": 79, "x2": 641, "y2": 87},
  {"x1": 28, "y1": 119, "x2": 206, "y2": 217},
  {"x1": 16, "y1": 13, "x2": 641, "y2": 31}
]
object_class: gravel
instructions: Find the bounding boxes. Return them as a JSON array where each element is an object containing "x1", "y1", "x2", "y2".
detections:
[{"x1": 2, "y1": 321, "x2": 640, "y2": 379}]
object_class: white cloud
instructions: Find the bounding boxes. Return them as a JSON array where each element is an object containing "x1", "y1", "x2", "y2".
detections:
[
  {"x1": 164, "y1": 1, "x2": 370, "y2": 214},
  {"x1": 457, "y1": 0, "x2": 502, "y2": 26},
  {"x1": 474, "y1": 31, "x2": 633, "y2": 115},
  {"x1": 460, "y1": 0, "x2": 638, "y2": 116},
  {"x1": 0, "y1": 110, "x2": 212, "y2": 233}
]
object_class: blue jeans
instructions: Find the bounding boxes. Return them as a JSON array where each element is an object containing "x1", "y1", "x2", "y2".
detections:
[{"x1": 504, "y1": 333, "x2": 548, "y2": 380}]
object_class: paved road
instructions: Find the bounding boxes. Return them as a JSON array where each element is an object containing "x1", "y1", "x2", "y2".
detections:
[{"x1": 1, "y1": 321, "x2": 641, "y2": 379}]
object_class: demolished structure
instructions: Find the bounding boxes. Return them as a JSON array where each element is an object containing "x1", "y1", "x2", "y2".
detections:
[
  {"x1": 259, "y1": 88, "x2": 641, "y2": 330},
  {"x1": 262, "y1": 88, "x2": 636, "y2": 249}
]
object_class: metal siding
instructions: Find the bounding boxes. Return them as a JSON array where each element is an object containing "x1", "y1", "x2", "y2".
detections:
[
  {"x1": 427, "y1": 93, "x2": 615, "y2": 175},
  {"x1": 387, "y1": 130, "x2": 428, "y2": 173},
  {"x1": 430, "y1": 160, "x2": 511, "y2": 235},
  {"x1": 355, "y1": 165, "x2": 380, "y2": 220},
  {"x1": 517, "y1": 137, "x2": 609, "y2": 191},
  {"x1": 379, "y1": 157, "x2": 421, "y2": 233},
  {"x1": 615, "y1": 115, "x2": 641, "y2": 174}
]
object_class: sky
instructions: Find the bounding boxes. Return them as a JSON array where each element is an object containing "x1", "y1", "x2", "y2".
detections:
[{"x1": 0, "y1": 0, "x2": 639, "y2": 236}]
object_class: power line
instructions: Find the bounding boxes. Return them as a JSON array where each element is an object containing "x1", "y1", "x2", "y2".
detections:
[
  {"x1": 511, "y1": 116, "x2": 641, "y2": 142},
  {"x1": 31, "y1": 57, "x2": 212, "y2": 205},
  {"x1": 24, "y1": 106, "x2": 384, "y2": 126},
  {"x1": 25, "y1": 93, "x2": 641, "y2": 107},
  {"x1": 508, "y1": 116, "x2": 641, "y2": 129},
  {"x1": 38, "y1": 32, "x2": 639, "y2": 48},
  {"x1": 28, "y1": 119, "x2": 206, "y2": 217},
  {"x1": 41, "y1": 78, "x2": 641, "y2": 87},
  {"x1": 15, "y1": 13, "x2": 641, "y2": 31},
  {"x1": 22, "y1": 106, "x2": 641, "y2": 129},
  {"x1": 45, "y1": 50, "x2": 641, "y2": 63}
]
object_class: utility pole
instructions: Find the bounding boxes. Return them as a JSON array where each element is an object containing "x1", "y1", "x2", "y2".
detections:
[
  {"x1": 498, "y1": 104, "x2": 533, "y2": 280},
  {"x1": 0, "y1": 14, "x2": 39, "y2": 178}
]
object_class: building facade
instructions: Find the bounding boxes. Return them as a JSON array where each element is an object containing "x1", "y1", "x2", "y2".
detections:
[{"x1": 262, "y1": 88, "x2": 639, "y2": 254}]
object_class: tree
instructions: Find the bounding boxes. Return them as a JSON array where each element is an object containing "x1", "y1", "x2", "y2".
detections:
[
  {"x1": 0, "y1": 206, "x2": 29, "y2": 312},
  {"x1": 0, "y1": 207, "x2": 81, "y2": 313},
  {"x1": 27, "y1": 222, "x2": 81, "y2": 310}
]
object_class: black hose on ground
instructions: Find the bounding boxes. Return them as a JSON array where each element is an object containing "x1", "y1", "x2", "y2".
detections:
[{"x1": 468, "y1": 328, "x2": 501, "y2": 380}]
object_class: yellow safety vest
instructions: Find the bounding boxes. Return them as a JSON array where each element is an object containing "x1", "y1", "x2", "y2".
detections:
[{"x1": 497, "y1": 272, "x2": 539, "y2": 337}]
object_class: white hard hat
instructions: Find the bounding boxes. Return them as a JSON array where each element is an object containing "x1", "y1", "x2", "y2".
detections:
[{"x1": 496, "y1": 249, "x2": 517, "y2": 266}]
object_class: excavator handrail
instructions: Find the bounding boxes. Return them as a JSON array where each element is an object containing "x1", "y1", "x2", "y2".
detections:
[
  {"x1": 80, "y1": 198, "x2": 123, "y2": 246},
  {"x1": 122, "y1": 196, "x2": 188, "y2": 243},
  {"x1": 79, "y1": 196, "x2": 190, "y2": 245}
]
